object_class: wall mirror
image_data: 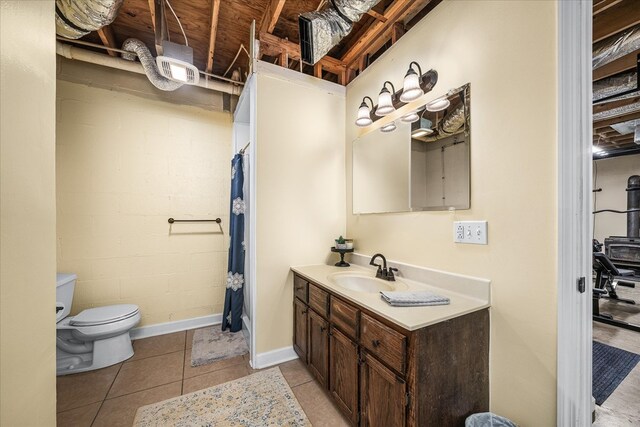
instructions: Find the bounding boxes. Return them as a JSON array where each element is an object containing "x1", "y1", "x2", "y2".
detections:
[{"x1": 352, "y1": 83, "x2": 470, "y2": 214}]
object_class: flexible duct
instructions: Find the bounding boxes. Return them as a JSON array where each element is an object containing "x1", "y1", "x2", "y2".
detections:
[
  {"x1": 593, "y1": 71, "x2": 637, "y2": 102},
  {"x1": 56, "y1": 42, "x2": 241, "y2": 95},
  {"x1": 56, "y1": 0, "x2": 124, "y2": 39},
  {"x1": 299, "y1": 0, "x2": 381, "y2": 64},
  {"x1": 421, "y1": 104, "x2": 465, "y2": 142},
  {"x1": 121, "y1": 38, "x2": 184, "y2": 91},
  {"x1": 593, "y1": 25, "x2": 640, "y2": 70}
]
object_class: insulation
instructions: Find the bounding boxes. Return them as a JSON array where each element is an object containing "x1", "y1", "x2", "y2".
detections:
[
  {"x1": 299, "y1": 0, "x2": 381, "y2": 64},
  {"x1": 121, "y1": 38, "x2": 184, "y2": 91},
  {"x1": 593, "y1": 71, "x2": 637, "y2": 102},
  {"x1": 439, "y1": 104, "x2": 465, "y2": 135},
  {"x1": 56, "y1": 0, "x2": 124, "y2": 39},
  {"x1": 593, "y1": 25, "x2": 640, "y2": 70}
]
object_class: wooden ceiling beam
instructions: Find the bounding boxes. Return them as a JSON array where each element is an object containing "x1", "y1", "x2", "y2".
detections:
[
  {"x1": 340, "y1": 0, "x2": 433, "y2": 67},
  {"x1": 366, "y1": 9, "x2": 388, "y2": 23},
  {"x1": 594, "y1": 95, "x2": 640, "y2": 114},
  {"x1": 593, "y1": 0, "x2": 640, "y2": 43},
  {"x1": 97, "y1": 25, "x2": 117, "y2": 57},
  {"x1": 593, "y1": 0, "x2": 624, "y2": 15},
  {"x1": 593, "y1": 109, "x2": 640, "y2": 129},
  {"x1": 593, "y1": 50, "x2": 639, "y2": 81},
  {"x1": 259, "y1": 32, "x2": 349, "y2": 77},
  {"x1": 150, "y1": 0, "x2": 167, "y2": 55},
  {"x1": 260, "y1": 0, "x2": 287, "y2": 34},
  {"x1": 206, "y1": 0, "x2": 221, "y2": 74}
]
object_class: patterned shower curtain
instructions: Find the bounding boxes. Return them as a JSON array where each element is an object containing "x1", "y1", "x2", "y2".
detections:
[{"x1": 222, "y1": 153, "x2": 245, "y2": 332}]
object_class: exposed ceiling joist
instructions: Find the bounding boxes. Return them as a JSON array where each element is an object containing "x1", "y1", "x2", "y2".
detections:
[
  {"x1": 340, "y1": 0, "x2": 433, "y2": 67},
  {"x1": 593, "y1": 0, "x2": 640, "y2": 43},
  {"x1": 593, "y1": 0, "x2": 624, "y2": 16},
  {"x1": 97, "y1": 25, "x2": 117, "y2": 57},
  {"x1": 206, "y1": 0, "x2": 221, "y2": 74},
  {"x1": 594, "y1": 95, "x2": 640, "y2": 114},
  {"x1": 594, "y1": 50, "x2": 639, "y2": 81},
  {"x1": 259, "y1": 32, "x2": 347, "y2": 76},
  {"x1": 366, "y1": 9, "x2": 388, "y2": 23},
  {"x1": 260, "y1": 0, "x2": 287, "y2": 34},
  {"x1": 594, "y1": 109, "x2": 640, "y2": 129},
  {"x1": 150, "y1": 0, "x2": 167, "y2": 55}
]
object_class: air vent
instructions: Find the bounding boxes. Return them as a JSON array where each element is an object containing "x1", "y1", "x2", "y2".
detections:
[{"x1": 156, "y1": 56, "x2": 200, "y2": 85}]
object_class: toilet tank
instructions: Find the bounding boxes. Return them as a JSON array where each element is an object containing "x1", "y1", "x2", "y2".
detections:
[{"x1": 56, "y1": 273, "x2": 77, "y2": 322}]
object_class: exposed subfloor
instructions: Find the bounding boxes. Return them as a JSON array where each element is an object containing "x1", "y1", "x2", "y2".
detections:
[
  {"x1": 57, "y1": 327, "x2": 349, "y2": 427},
  {"x1": 593, "y1": 281, "x2": 640, "y2": 427}
]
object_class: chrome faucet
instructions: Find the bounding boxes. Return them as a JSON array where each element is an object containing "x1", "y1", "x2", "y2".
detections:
[{"x1": 369, "y1": 253, "x2": 398, "y2": 281}]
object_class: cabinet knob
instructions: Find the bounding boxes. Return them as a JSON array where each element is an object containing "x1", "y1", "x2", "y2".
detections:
[{"x1": 372, "y1": 339, "x2": 381, "y2": 348}]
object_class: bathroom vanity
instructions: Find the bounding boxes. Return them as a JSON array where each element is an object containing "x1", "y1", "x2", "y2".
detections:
[{"x1": 291, "y1": 264, "x2": 490, "y2": 427}]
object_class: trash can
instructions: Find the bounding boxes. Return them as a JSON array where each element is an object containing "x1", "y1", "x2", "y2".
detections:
[{"x1": 465, "y1": 412, "x2": 517, "y2": 427}]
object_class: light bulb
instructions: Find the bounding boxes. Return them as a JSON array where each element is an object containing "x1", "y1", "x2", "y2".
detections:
[
  {"x1": 355, "y1": 102, "x2": 372, "y2": 127},
  {"x1": 380, "y1": 122, "x2": 396, "y2": 133},
  {"x1": 375, "y1": 88, "x2": 395, "y2": 116},
  {"x1": 400, "y1": 69, "x2": 423, "y2": 102}
]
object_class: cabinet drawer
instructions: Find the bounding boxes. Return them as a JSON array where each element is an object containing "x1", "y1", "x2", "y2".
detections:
[
  {"x1": 294, "y1": 275, "x2": 308, "y2": 303},
  {"x1": 330, "y1": 297, "x2": 359, "y2": 340},
  {"x1": 309, "y1": 283, "x2": 329, "y2": 318},
  {"x1": 360, "y1": 313, "x2": 407, "y2": 374}
]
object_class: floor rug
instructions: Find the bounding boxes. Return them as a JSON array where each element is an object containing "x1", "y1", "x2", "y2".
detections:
[
  {"x1": 133, "y1": 368, "x2": 310, "y2": 426},
  {"x1": 191, "y1": 326, "x2": 248, "y2": 367},
  {"x1": 593, "y1": 340, "x2": 640, "y2": 405}
]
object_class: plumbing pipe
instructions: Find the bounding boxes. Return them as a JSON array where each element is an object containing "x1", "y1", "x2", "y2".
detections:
[{"x1": 56, "y1": 42, "x2": 241, "y2": 96}]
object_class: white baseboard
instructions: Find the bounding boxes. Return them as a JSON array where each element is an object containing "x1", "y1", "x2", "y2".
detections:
[
  {"x1": 130, "y1": 313, "x2": 222, "y2": 340},
  {"x1": 253, "y1": 346, "x2": 298, "y2": 369}
]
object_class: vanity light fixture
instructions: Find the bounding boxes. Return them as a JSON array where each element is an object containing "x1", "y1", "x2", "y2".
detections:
[
  {"x1": 400, "y1": 61, "x2": 424, "y2": 102},
  {"x1": 401, "y1": 110, "x2": 421, "y2": 123},
  {"x1": 425, "y1": 95, "x2": 450, "y2": 112},
  {"x1": 355, "y1": 96, "x2": 375, "y2": 127},
  {"x1": 380, "y1": 121, "x2": 397, "y2": 133},
  {"x1": 375, "y1": 81, "x2": 397, "y2": 116}
]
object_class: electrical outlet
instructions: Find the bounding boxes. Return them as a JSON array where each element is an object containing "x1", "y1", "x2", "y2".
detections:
[{"x1": 453, "y1": 221, "x2": 488, "y2": 245}]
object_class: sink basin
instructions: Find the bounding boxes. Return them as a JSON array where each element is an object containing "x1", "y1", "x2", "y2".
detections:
[{"x1": 328, "y1": 272, "x2": 408, "y2": 293}]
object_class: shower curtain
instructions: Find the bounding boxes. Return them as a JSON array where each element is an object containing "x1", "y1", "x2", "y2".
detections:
[{"x1": 222, "y1": 153, "x2": 245, "y2": 333}]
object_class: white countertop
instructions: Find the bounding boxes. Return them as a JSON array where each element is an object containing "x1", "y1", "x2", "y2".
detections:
[{"x1": 291, "y1": 263, "x2": 490, "y2": 331}]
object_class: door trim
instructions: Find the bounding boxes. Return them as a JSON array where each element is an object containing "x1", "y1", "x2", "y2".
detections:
[{"x1": 557, "y1": 1, "x2": 593, "y2": 425}]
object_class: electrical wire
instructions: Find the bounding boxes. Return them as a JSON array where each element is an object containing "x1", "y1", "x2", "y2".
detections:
[
  {"x1": 223, "y1": 44, "x2": 251, "y2": 77},
  {"x1": 165, "y1": 0, "x2": 188, "y2": 46}
]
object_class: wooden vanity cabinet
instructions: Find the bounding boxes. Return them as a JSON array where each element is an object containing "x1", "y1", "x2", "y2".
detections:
[
  {"x1": 293, "y1": 298, "x2": 308, "y2": 362},
  {"x1": 292, "y1": 273, "x2": 489, "y2": 427},
  {"x1": 308, "y1": 309, "x2": 329, "y2": 387},
  {"x1": 329, "y1": 326, "x2": 359, "y2": 425}
]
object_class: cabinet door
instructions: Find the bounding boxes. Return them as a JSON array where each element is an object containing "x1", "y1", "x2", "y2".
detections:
[
  {"x1": 308, "y1": 309, "x2": 329, "y2": 388},
  {"x1": 360, "y1": 352, "x2": 406, "y2": 427},
  {"x1": 329, "y1": 327, "x2": 359, "y2": 425},
  {"x1": 293, "y1": 299, "x2": 308, "y2": 362}
]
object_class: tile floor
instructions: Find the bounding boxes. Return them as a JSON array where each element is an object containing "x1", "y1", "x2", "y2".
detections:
[{"x1": 57, "y1": 328, "x2": 349, "y2": 427}]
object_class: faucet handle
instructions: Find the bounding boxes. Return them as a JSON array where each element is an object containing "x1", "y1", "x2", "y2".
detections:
[{"x1": 387, "y1": 267, "x2": 398, "y2": 281}]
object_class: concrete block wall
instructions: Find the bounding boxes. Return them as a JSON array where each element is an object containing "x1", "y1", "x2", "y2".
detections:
[{"x1": 56, "y1": 80, "x2": 232, "y2": 326}]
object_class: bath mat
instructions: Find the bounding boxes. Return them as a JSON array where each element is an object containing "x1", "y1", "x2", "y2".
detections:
[
  {"x1": 133, "y1": 367, "x2": 310, "y2": 426},
  {"x1": 191, "y1": 326, "x2": 249, "y2": 367},
  {"x1": 593, "y1": 340, "x2": 640, "y2": 405}
]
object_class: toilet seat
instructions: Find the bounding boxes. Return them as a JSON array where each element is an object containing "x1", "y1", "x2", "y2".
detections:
[{"x1": 70, "y1": 304, "x2": 139, "y2": 327}]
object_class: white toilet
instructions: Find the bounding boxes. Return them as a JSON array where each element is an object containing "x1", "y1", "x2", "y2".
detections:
[{"x1": 56, "y1": 273, "x2": 141, "y2": 375}]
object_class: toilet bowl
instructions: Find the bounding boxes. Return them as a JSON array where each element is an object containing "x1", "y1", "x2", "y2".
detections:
[{"x1": 56, "y1": 273, "x2": 141, "y2": 375}]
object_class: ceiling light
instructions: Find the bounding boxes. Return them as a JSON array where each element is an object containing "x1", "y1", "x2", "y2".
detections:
[
  {"x1": 401, "y1": 111, "x2": 420, "y2": 123},
  {"x1": 156, "y1": 41, "x2": 199, "y2": 85},
  {"x1": 400, "y1": 61, "x2": 424, "y2": 102},
  {"x1": 375, "y1": 81, "x2": 397, "y2": 116},
  {"x1": 169, "y1": 63, "x2": 188, "y2": 82},
  {"x1": 355, "y1": 96, "x2": 374, "y2": 127},
  {"x1": 412, "y1": 118, "x2": 434, "y2": 138},
  {"x1": 380, "y1": 122, "x2": 397, "y2": 133},
  {"x1": 426, "y1": 96, "x2": 450, "y2": 112}
]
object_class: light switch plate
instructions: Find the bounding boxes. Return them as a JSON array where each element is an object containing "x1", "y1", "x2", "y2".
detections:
[{"x1": 453, "y1": 221, "x2": 488, "y2": 245}]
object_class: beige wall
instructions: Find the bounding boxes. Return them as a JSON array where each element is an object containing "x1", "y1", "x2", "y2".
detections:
[
  {"x1": 0, "y1": 1, "x2": 58, "y2": 425},
  {"x1": 345, "y1": 1, "x2": 557, "y2": 425},
  {"x1": 594, "y1": 154, "x2": 640, "y2": 243},
  {"x1": 255, "y1": 66, "x2": 346, "y2": 353},
  {"x1": 56, "y1": 80, "x2": 232, "y2": 326}
]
